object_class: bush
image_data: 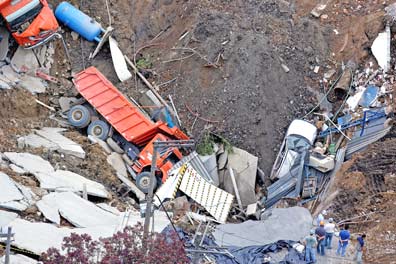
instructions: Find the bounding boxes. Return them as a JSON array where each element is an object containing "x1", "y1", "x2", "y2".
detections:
[{"x1": 41, "y1": 223, "x2": 189, "y2": 264}]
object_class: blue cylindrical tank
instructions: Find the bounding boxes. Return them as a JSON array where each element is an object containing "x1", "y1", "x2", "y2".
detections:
[{"x1": 55, "y1": 2, "x2": 104, "y2": 42}]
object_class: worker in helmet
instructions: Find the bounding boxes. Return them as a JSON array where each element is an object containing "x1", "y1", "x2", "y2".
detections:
[{"x1": 315, "y1": 221, "x2": 326, "y2": 256}]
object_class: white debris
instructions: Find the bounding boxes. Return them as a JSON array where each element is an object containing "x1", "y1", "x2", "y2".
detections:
[
  {"x1": 18, "y1": 75, "x2": 47, "y2": 94},
  {"x1": 371, "y1": 25, "x2": 391, "y2": 72},
  {"x1": 35, "y1": 127, "x2": 86, "y2": 158},
  {"x1": 11, "y1": 46, "x2": 40, "y2": 70},
  {"x1": 4, "y1": 152, "x2": 54, "y2": 174},
  {"x1": 107, "y1": 152, "x2": 128, "y2": 178},
  {"x1": 0, "y1": 210, "x2": 18, "y2": 228},
  {"x1": 1, "y1": 254, "x2": 38, "y2": 264},
  {"x1": 0, "y1": 172, "x2": 24, "y2": 204},
  {"x1": 88, "y1": 135, "x2": 112, "y2": 154},
  {"x1": 9, "y1": 164, "x2": 26, "y2": 174},
  {"x1": 97, "y1": 203, "x2": 121, "y2": 216},
  {"x1": 109, "y1": 36, "x2": 132, "y2": 82},
  {"x1": 36, "y1": 193, "x2": 61, "y2": 225},
  {"x1": 22, "y1": 134, "x2": 58, "y2": 150},
  {"x1": 34, "y1": 170, "x2": 110, "y2": 198}
]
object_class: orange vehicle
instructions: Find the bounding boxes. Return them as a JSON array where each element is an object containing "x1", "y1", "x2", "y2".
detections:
[
  {"x1": 0, "y1": 0, "x2": 59, "y2": 48},
  {"x1": 71, "y1": 67, "x2": 189, "y2": 193}
]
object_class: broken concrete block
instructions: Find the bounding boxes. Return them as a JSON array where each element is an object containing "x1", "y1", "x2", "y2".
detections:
[
  {"x1": 36, "y1": 193, "x2": 61, "y2": 225},
  {"x1": 34, "y1": 170, "x2": 110, "y2": 199},
  {"x1": 0, "y1": 26, "x2": 10, "y2": 61},
  {"x1": 0, "y1": 172, "x2": 24, "y2": 204},
  {"x1": 58, "y1": 97, "x2": 77, "y2": 112},
  {"x1": 0, "y1": 254, "x2": 38, "y2": 264},
  {"x1": 9, "y1": 164, "x2": 26, "y2": 174},
  {"x1": 11, "y1": 46, "x2": 40, "y2": 70},
  {"x1": 88, "y1": 135, "x2": 112, "y2": 154},
  {"x1": 18, "y1": 75, "x2": 47, "y2": 94},
  {"x1": 1, "y1": 65, "x2": 21, "y2": 84},
  {"x1": 35, "y1": 127, "x2": 86, "y2": 158},
  {"x1": 4, "y1": 152, "x2": 54, "y2": 174},
  {"x1": 0, "y1": 210, "x2": 18, "y2": 229},
  {"x1": 310, "y1": 3, "x2": 327, "y2": 18},
  {"x1": 107, "y1": 152, "x2": 128, "y2": 178},
  {"x1": 97, "y1": 203, "x2": 121, "y2": 216},
  {"x1": 22, "y1": 134, "x2": 58, "y2": 150}
]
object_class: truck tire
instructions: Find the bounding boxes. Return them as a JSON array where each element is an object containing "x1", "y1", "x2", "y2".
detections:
[
  {"x1": 68, "y1": 105, "x2": 91, "y2": 128},
  {"x1": 136, "y1": 171, "x2": 157, "y2": 194},
  {"x1": 106, "y1": 137, "x2": 124, "y2": 154},
  {"x1": 87, "y1": 120, "x2": 110, "y2": 140}
]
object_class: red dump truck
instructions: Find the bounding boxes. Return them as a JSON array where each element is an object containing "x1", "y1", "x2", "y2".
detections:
[
  {"x1": 0, "y1": 0, "x2": 59, "y2": 48},
  {"x1": 69, "y1": 66, "x2": 189, "y2": 193}
]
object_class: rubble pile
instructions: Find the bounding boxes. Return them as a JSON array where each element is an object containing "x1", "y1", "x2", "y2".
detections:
[{"x1": 0, "y1": 0, "x2": 395, "y2": 263}]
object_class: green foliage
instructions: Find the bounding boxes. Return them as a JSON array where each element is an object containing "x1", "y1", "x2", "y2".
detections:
[
  {"x1": 196, "y1": 132, "x2": 233, "y2": 156},
  {"x1": 136, "y1": 57, "x2": 153, "y2": 69}
]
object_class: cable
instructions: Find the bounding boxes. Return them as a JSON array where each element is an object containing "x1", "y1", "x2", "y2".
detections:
[
  {"x1": 154, "y1": 193, "x2": 183, "y2": 242},
  {"x1": 302, "y1": 70, "x2": 345, "y2": 119}
]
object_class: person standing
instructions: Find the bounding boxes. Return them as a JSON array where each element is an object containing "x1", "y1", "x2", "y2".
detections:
[
  {"x1": 355, "y1": 234, "x2": 366, "y2": 264},
  {"x1": 336, "y1": 224, "x2": 351, "y2": 257},
  {"x1": 324, "y1": 218, "x2": 336, "y2": 249},
  {"x1": 304, "y1": 229, "x2": 317, "y2": 264},
  {"x1": 316, "y1": 210, "x2": 327, "y2": 226},
  {"x1": 315, "y1": 221, "x2": 326, "y2": 256}
]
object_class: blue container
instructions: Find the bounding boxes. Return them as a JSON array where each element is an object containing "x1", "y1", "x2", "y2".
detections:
[{"x1": 55, "y1": 2, "x2": 104, "y2": 42}]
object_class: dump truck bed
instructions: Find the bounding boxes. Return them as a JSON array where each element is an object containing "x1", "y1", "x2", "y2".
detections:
[{"x1": 73, "y1": 67, "x2": 188, "y2": 146}]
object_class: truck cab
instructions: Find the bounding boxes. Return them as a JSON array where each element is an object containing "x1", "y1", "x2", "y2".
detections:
[{"x1": 0, "y1": 0, "x2": 59, "y2": 48}]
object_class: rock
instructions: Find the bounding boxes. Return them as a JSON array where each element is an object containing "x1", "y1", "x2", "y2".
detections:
[
  {"x1": 4, "y1": 152, "x2": 54, "y2": 174},
  {"x1": 88, "y1": 135, "x2": 112, "y2": 154},
  {"x1": 107, "y1": 152, "x2": 128, "y2": 178},
  {"x1": 18, "y1": 75, "x2": 47, "y2": 94},
  {"x1": 11, "y1": 46, "x2": 40, "y2": 70},
  {"x1": 35, "y1": 127, "x2": 86, "y2": 159},
  {"x1": 58, "y1": 97, "x2": 77, "y2": 112},
  {"x1": 22, "y1": 134, "x2": 58, "y2": 150},
  {"x1": 71, "y1": 31, "x2": 79, "y2": 40}
]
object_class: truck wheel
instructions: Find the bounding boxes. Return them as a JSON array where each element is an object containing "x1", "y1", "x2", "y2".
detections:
[
  {"x1": 136, "y1": 171, "x2": 157, "y2": 194},
  {"x1": 68, "y1": 105, "x2": 91, "y2": 128},
  {"x1": 87, "y1": 120, "x2": 110, "y2": 140}
]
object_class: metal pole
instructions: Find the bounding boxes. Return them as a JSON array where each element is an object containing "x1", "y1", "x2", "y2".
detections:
[
  {"x1": 143, "y1": 146, "x2": 158, "y2": 239},
  {"x1": 5, "y1": 227, "x2": 11, "y2": 264}
]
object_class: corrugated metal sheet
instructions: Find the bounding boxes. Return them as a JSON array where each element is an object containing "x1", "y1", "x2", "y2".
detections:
[
  {"x1": 169, "y1": 151, "x2": 214, "y2": 184},
  {"x1": 346, "y1": 117, "x2": 390, "y2": 159},
  {"x1": 178, "y1": 165, "x2": 234, "y2": 223}
]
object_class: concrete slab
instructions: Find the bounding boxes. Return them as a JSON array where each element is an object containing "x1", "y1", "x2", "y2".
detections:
[
  {"x1": 4, "y1": 152, "x2": 54, "y2": 174},
  {"x1": 0, "y1": 172, "x2": 24, "y2": 203},
  {"x1": 0, "y1": 210, "x2": 18, "y2": 228},
  {"x1": 36, "y1": 193, "x2": 61, "y2": 225},
  {"x1": 97, "y1": 203, "x2": 121, "y2": 216},
  {"x1": 88, "y1": 135, "x2": 112, "y2": 154},
  {"x1": 213, "y1": 207, "x2": 312, "y2": 247},
  {"x1": 0, "y1": 26, "x2": 10, "y2": 61},
  {"x1": 34, "y1": 170, "x2": 110, "y2": 198},
  {"x1": 11, "y1": 46, "x2": 39, "y2": 70},
  {"x1": 18, "y1": 74, "x2": 47, "y2": 94},
  {"x1": 107, "y1": 152, "x2": 127, "y2": 178},
  {"x1": 223, "y1": 147, "x2": 258, "y2": 206},
  {"x1": 0, "y1": 201, "x2": 28, "y2": 211},
  {"x1": 21, "y1": 134, "x2": 58, "y2": 150},
  {"x1": 1, "y1": 65, "x2": 20, "y2": 84},
  {"x1": 9, "y1": 164, "x2": 27, "y2": 174},
  {"x1": 35, "y1": 127, "x2": 86, "y2": 158},
  {"x1": 1, "y1": 254, "x2": 38, "y2": 264}
]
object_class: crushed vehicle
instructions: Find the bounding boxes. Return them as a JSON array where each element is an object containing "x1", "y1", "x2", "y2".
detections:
[
  {"x1": 0, "y1": 0, "x2": 59, "y2": 48},
  {"x1": 70, "y1": 67, "x2": 189, "y2": 193}
]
